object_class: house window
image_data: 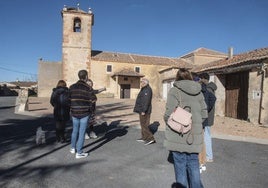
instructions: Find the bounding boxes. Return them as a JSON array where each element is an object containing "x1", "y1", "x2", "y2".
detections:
[
  {"x1": 135, "y1": 66, "x2": 141, "y2": 73},
  {"x1": 106, "y1": 65, "x2": 112, "y2": 73},
  {"x1": 73, "y1": 18, "x2": 81, "y2": 32}
]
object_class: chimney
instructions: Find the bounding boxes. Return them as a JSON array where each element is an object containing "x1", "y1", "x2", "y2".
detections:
[{"x1": 228, "y1": 47, "x2": 233, "y2": 58}]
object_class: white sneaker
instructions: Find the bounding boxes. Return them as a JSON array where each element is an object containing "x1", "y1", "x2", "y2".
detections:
[
  {"x1": 201, "y1": 165, "x2": 206, "y2": 171},
  {"x1": 90, "y1": 131, "x2": 98, "y2": 139},
  {"x1": 144, "y1": 139, "x2": 156, "y2": 145},
  {"x1": 200, "y1": 164, "x2": 206, "y2": 173},
  {"x1": 70, "y1": 148, "x2": 75, "y2": 154},
  {"x1": 75, "y1": 152, "x2": 88, "y2": 159},
  {"x1": 85, "y1": 133, "x2": 90, "y2": 140}
]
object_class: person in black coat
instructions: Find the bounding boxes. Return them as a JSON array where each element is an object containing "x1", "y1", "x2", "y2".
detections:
[
  {"x1": 50, "y1": 80, "x2": 70, "y2": 143},
  {"x1": 133, "y1": 78, "x2": 155, "y2": 145}
]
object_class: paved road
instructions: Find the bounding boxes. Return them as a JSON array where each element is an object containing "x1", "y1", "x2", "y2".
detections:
[{"x1": 0, "y1": 97, "x2": 268, "y2": 188}]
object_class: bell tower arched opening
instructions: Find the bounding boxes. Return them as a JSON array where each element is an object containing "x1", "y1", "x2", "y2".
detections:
[{"x1": 73, "y1": 17, "x2": 81, "y2": 32}]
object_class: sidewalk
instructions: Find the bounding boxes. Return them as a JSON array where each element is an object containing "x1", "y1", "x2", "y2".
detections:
[{"x1": 21, "y1": 97, "x2": 268, "y2": 145}]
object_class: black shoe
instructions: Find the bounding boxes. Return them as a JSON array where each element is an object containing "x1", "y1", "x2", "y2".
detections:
[
  {"x1": 144, "y1": 139, "x2": 156, "y2": 145},
  {"x1": 136, "y1": 138, "x2": 145, "y2": 143}
]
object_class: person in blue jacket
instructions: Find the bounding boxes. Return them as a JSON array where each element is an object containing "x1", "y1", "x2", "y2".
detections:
[{"x1": 199, "y1": 73, "x2": 217, "y2": 163}]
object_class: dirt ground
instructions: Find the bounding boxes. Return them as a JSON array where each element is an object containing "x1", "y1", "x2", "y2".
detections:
[
  {"x1": 212, "y1": 116, "x2": 268, "y2": 140},
  {"x1": 26, "y1": 97, "x2": 268, "y2": 140}
]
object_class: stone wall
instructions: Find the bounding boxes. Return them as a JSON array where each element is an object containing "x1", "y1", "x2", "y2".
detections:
[
  {"x1": 38, "y1": 61, "x2": 62, "y2": 97},
  {"x1": 16, "y1": 89, "x2": 29, "y2": 112},
  {"x1": 210, "y1": 75, "x2": 225, "y2": 117},
  {"x1": 90, "y1": 60, "x2": 170, "y2": 99},
  {"x1": 248, "y1": 72, "x2": 263, "y2": 123},
  {"x1": 183, "y1": 54, "x2": 226, "y2": 66},
  {"x1": 261, "y1": 70, "x2": 268, "y2": 125}
]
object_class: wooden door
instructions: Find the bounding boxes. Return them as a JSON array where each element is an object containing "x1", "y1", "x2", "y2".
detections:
[
  {"x1": 120, "y1": 84, "x2": 130, "y2": 99},
  {"x1": 225, "y1": 71, "x2": 249, "y2": 120}
]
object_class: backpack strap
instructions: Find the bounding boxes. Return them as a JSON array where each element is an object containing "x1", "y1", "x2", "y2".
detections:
[
  {"x1": 173, "y1": 86, "x2": 194, "y2": 145},
  {"x1": 174, "y1": 86, "x2": 191, "y2": 112}
]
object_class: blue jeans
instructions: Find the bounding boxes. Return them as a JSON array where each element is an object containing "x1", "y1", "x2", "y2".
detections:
[
  {"x1": 172, "y1": 151, "x2": 204, "y2": 188},
  {"x1": 71, "y1": 116, "x2": 89, "y2": 154},
  {"x1": 204, "y1": 126, "x2": 213, "y2": 160}
]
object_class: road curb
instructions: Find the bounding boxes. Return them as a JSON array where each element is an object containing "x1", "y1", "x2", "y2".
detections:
[{"x1": 212, "y1": 133, "x2": 268, "y2": 145}]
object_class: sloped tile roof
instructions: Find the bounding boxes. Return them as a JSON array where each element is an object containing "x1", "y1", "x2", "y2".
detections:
[
  {"x1": 0, "y1": 82, "x2": 17, "y2": 87},
  {"x1": 180, "y1": 47, "x2": 227, "y2": 58},
  {"x1": 91, "y1": 50, "x2": 192, "y2": 67},
  {"x1": 112, "y1": 68, "x2": 144, "y2": 77},
  {"x1": 9, "y1": 81, "x2": 37, "y2": 87},
  {"x1": 192, "y1": 47, "x2": 268, "y2": 73}
]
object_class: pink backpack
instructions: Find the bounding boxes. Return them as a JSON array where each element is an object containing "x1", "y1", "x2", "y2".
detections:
[
  {"x1": 167, "y1": 106, "x2": 192, "y2": 134},
  {"x1": 167, "y1": 89, "x2": 194, "y2": 144}
]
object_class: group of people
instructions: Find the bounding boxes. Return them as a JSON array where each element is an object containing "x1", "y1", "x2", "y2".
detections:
[
  {"x1": 50, "y1": 70, "x2": 105, "y2": 159},
  {"x1": 164, "y1": 68, "x2": 217, "y2": 188},
  {"x1": 50, "y1": 68, "x2": 217, "y2": 187},
  {"x1": 130, "y1": 69, "x2": 217, "y2": 187}
]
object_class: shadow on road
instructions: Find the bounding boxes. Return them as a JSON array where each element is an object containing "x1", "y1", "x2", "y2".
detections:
[
  {"x1": 83, "y1": 120, "x2": 129, "y2": 153},
  {"x1": 0, "y1": 101, "x2": 133, "y2": 186}
]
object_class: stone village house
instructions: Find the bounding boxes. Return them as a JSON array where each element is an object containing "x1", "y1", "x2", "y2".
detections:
[
  {"x1": 192, "y1": 48, "x2": 268, "y2": 125},
  {"x1": 38, "y1": 7, "x2": 268, "y2": 125}
]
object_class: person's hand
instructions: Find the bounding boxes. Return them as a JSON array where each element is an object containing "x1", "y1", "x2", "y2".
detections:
[
  {"x1": 141, "y1": 112, "x2": 145, "y2": 115},
  {"x1": 99, "y1": 87, "x2": 106, "y2": 92}
]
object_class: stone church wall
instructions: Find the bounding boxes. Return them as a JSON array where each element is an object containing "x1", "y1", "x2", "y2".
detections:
[{"x1": 38, "y1": 61, "x2": 62, "y2": 97}]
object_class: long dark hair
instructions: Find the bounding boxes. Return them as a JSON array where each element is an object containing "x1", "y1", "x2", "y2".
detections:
[{"x1": 175, "y1": 68, "x2": 193, "y2": 81}]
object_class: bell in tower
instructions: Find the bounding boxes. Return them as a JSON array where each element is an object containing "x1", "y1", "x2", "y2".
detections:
[{"x1": 73, "y1": 18, "x2": 81, "y2": 32}]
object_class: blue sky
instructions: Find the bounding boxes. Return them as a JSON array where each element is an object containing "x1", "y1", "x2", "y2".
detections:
[{"x1": 0, "y1": 0, "x2": 268, "y2": 82}]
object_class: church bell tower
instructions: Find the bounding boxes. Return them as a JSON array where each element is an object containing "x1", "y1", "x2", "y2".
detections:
[{"x1": 61, "y1": 5, "x2": 94, "y2": 86}]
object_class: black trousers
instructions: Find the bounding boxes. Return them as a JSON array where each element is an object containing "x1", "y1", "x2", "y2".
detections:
[{"x1": 55, "y1": 121, "x2": 66, "y2": 142}]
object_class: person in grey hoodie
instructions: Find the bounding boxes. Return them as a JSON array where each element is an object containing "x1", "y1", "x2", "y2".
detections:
[{"x1": 164, "y1": 68, "x2": 207, "y2": 188}]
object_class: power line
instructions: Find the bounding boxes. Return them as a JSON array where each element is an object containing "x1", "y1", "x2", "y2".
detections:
[{"x1": 0, "y1": 66, "x2": 37, "y2": 76}]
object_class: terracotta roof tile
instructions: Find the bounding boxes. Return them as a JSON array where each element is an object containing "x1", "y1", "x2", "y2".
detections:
[
  {"x1": 112, "y1": 68, "x2": 144, "y2": 77},
  {"x1": 192, "y1": 47, "x2": 268, "y2": 73},
  {"x1": 91, "y1": 50, "x2": 192, "y2": 67},
  {"x1": 9, "y1": 81, "x2": 37, "y2": 87}
]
